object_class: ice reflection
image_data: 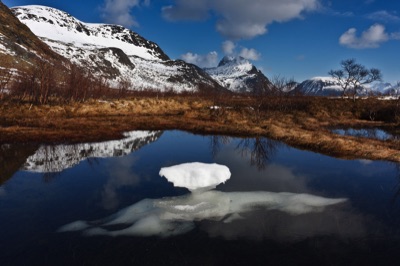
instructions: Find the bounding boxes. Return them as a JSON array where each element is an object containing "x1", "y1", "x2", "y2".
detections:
[
  {"x1": 59, "y1": 191, "x2": 348, "y2": 238},
  {"x1": 59, "y1": 163, "x2": 348, "y2": 240}
]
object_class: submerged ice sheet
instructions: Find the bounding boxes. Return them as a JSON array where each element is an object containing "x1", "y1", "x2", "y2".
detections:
[
  {"x1": 159, "y1": 162, "x2": 231, "y2": 192},
  {"x1": 60, "y1": 162, "x2": 347, "y2": 238},
  {"x1": 59, "y1": 191, "x2": 347, "y2": 238}
]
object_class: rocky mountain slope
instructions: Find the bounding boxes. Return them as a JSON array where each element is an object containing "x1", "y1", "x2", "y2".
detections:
[
  {"x1": 9, "y1": 5, "x2": 223, "y2": 92},
  {"x1": 205, "y1": 56, "x2": 273, "y2": 93},
  {"x1": 0, "y1": 2, "x2": 65, "y2": 73}
]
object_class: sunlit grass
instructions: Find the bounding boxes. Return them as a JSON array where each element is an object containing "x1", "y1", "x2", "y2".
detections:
[{"x1": 0, "y1": 95, "x2": 399, "y2": 162}]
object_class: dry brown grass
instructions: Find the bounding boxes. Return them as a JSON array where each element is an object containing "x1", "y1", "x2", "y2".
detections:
[{"x1": 1, "y1": 95, "x2": 400, "y2": 162}]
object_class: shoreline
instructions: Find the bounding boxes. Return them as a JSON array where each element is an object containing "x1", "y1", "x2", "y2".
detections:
[{"x1": 1, "y1": 96, "x2": 399, "y2": 162}]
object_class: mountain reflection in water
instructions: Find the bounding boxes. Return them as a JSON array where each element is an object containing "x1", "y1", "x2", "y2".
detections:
[
  {"x1": 22, "y1": 130, "x2": 163, "y2": 173},
  {"x1": 2, "y1": 130, "x2": 400, "y2": 265}
]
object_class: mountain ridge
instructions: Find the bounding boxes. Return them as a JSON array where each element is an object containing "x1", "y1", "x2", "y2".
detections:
[
  {"x1": 8, "y1": 4, "x2": 224, "y2": 93},
  {"x1": 294, "y1": 76, "x2": 400, "y2": 96}
]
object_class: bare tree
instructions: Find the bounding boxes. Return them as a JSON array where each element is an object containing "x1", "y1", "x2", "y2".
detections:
[
  {"x1": 329, "y1": 58, "x2": 382, "y2": 100},
  {"x1": 117, "y1": 76, "x2": 132, "y2": 99},
  {"x1": 0, "y1": 67, "x2": 12, "y2": 99},
  {"x1": 270, "y1": 75, "x2": 297, "y2": 96}
]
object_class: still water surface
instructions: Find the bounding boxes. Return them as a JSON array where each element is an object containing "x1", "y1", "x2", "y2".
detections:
[{"x1": 1, "y1": 130, "x2": 400, "y2": 265}]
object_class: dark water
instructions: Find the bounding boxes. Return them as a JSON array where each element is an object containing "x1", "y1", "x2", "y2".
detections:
[{"x1": 1, "y1": 130, "x2": 400, "y2": 265}]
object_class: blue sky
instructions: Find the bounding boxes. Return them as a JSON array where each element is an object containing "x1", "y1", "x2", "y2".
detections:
[{"x1": 3, "y1": 0, "x2": 400, "y2": 83}]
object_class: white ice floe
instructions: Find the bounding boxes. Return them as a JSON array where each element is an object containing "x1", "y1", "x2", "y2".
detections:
[
  {"x1": 159, "y1": 162, "x2": 231, "y2": 192},
  {"x1": 59, "y1": 163, "x2": 347, "y2": 238}
]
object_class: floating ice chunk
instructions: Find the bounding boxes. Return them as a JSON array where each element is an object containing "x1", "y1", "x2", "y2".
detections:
[{"x1": 159, "y1": 162, "x2": 231, "y2": 192}]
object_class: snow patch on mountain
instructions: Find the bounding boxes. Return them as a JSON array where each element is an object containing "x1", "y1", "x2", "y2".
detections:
[
  {"x1": 12, "y1": 5, "x2": 166, "y2": 61},
  {"x1": 294, "y1": 77, "x2": 342, "y2": 96}
]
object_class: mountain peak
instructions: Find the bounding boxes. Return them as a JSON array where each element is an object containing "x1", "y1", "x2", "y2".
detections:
[
  {"x1": 206, "y1": 56, "x2": 272, "y2": 93},
  {"x1": 218, "y1": 56, "x2": 248, "y2": 67}
]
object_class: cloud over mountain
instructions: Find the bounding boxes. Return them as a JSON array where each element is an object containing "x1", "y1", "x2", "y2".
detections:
[
  {"x1": 222, "y1": 40, "x2": 236, "y2": 55},
  {"x1": 101, "y1": 0, "x2": 149, "y2": 27},
  {"x1": 162, "y1": 0, "x2": 320, "y2": 39},
  {"x1": 239, "y1": 48, "x2": 261, "y2": 61},
  {"x1": 180, "y1": 51, "x2": 219, "y2": 68}
]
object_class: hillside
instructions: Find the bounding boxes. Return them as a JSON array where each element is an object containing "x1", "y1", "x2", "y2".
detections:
[
  {"x1": 11, "y1": 5, "x2": 223, "y2": 92},
  {"x1": 0, "y1": 1, "x2": 65, "y2": 72}
]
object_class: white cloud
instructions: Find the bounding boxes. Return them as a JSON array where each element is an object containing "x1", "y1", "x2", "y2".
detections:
[
  {"x1": 239, "y1": 48, "x2": 261, "y2": 61},
  {"x1": 222, "y1": 40, "x2": 236, "y2": 55},
  {"x1": 366, "y1": 10, "x2": 400, "y2": 23},
  {"x1": 220, "y1": 41, "x2": 261, "y2": 61},
  {"x1": 162, "y1": 0, "x2": 210, "y2": 21},
  {"x1": 101, "y1": 0, "x2": 148, "y2": 27},
  {"x1": 180, "y1": 51, "x2": 219, "y2": 68},
  {"x1": 339, "y1": 24, "x2": 390, "y2": 49},
  {"x1": 162, "y1": 0, "x2": 320, "y2": 39}
]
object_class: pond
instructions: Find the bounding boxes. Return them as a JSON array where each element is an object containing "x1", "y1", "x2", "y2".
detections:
[
  {"x1": 332, "y1": 128, "x2": 398, "y2": 141},
  {"x1": 1, "y1": 130, "x2": 400, "y2": 265}
]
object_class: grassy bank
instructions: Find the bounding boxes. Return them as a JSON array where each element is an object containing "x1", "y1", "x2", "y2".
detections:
[{"x1": 1, "y1": 95, "x2": 400, "y2": 162}]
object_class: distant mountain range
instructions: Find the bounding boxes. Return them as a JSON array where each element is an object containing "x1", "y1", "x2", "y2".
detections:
[
  {"x1": 293, "y1": 77, "x2": 400, "y2": 96},
  {"x1": 0, "y1": 3, "x2": 398, "y2": 96}
]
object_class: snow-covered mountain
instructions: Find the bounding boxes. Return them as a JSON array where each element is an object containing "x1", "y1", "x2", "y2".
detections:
[
  {"x1": 10, "y1": 5, "x2": 222, "y2": 92},
  {"x1": 294, "y1": 77, "x2": 400, "y2": 97},
  {"x1": 23, "y1": 131, "x2": 163, "y2": 173},
  {"x1": 369, "y1": 82, "x2": 400, "y2": 96},
  {"x1": 293, "y1": 77, "x2": 343, "y2": 96},
  {"x1": 205, "y1": 56, "x2": 273, "y2": 93},
  {"x1": 383, "y1": 83, "x2": 400, "y2": 96}
]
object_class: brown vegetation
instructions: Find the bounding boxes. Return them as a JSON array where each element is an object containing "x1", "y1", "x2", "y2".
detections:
[{"x1": 1, "y1": 94, "x2": 400, "y2": 163}]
